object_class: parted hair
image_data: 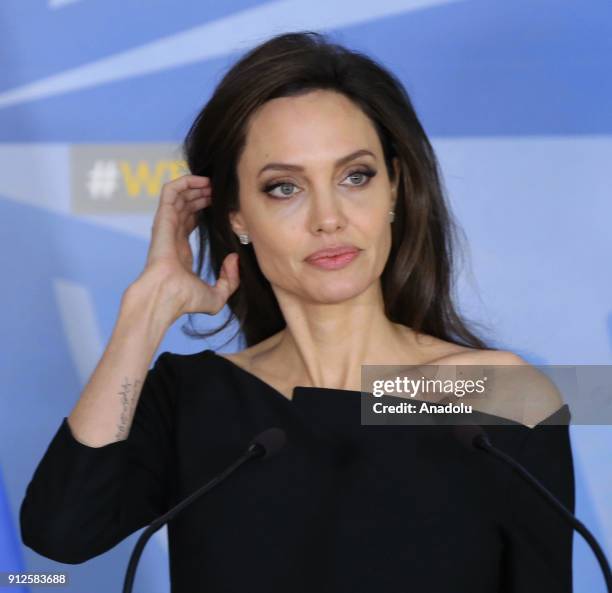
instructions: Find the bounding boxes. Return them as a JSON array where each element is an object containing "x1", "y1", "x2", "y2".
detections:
[{"x1": 181, "y1": 30, "x2": 493, "y2": 350}]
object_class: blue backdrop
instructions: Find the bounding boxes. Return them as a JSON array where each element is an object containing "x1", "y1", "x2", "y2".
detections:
[{"x1": 1, "y1": 1, "x2": 610, "y2": 592}]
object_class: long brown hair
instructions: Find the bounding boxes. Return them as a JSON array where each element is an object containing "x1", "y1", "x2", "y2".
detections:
[{"x1": 181, "y1": 31, "x2": 493, "y2": 350}]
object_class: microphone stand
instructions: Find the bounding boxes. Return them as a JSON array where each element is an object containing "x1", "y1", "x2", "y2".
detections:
[
  {"x1": 473, "y1": 431, "x2": 611, "y2": 592},
  {"x1": 122, "y1": 429, "x2": 285, "y2": 593}
]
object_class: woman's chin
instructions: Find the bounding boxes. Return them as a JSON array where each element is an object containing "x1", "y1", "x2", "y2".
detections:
[{"x1": 303, "y1": 278, "x2": 373, "y2": 304}]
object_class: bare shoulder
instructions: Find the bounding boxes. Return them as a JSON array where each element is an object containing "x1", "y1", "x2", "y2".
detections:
[
  {"x1": 408, "y1": 330, "x2": 523, "y2": 367},
  {"x1": 438, "y1": 348, "x2": 525, "y2": 365},
  {"x1": 438, "y1": 348, "x2": 565, "y2": 428}
]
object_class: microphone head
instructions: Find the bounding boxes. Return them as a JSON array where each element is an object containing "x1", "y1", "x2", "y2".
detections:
[
  {"x1": 248, "y1": 427, "x2": 287, "y2": 459},
  {"x1": 452, "y1": 423, "x2": 490, "y2": 451}
]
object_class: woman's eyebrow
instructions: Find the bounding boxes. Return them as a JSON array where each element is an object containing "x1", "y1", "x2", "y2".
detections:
[{"x1": 257, "y1": 148, "x2": 375, "y2": 176}]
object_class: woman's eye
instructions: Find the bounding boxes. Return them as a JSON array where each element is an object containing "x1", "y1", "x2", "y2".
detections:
[
  {"x1": 344, "y1": 168, "x2": 376, "y2": 186},
  {"x1": 262, "y1": 167, "x2": 376, "y2": 200},
  {"x1": 264, "y1": 181, "x2": 298, "y2": 199}
]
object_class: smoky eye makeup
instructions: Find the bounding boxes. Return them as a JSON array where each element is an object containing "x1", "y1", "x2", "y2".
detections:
[
  {"x1": 346, "y1": 166, "x2": 377, "y2": 183},
  {"x1": 260, "y1": 165, "x2": 378, "y2": 198}
]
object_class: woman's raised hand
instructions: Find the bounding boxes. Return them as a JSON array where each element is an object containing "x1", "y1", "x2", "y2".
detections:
[{"x1": 131, "y1": 174, "x2": 240, "y2": 321}]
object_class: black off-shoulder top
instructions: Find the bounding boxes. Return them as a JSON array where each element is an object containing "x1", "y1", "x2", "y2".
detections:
[{"x1": 20, "y1": 348, "x2": 575, "y2": 592}]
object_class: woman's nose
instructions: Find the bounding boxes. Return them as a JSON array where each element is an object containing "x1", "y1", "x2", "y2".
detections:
[{"x1": 307, "y1": 190, "x2": 348, "y2": 234}]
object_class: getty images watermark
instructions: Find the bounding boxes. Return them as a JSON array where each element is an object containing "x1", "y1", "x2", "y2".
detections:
[
  {"x1": 359, "y1": 364, "x2": 612, "y2": 426},
  {"x1": 370, "y1": 372, "x2": 486, "y2": 413}
]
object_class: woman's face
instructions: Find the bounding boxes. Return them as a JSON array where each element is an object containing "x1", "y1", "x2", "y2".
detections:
[{"x1": 232, "y1": 89, "x2": 399, "y2": 304}]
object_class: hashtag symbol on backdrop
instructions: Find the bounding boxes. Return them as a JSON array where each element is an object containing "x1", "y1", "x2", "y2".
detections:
[{"x1": 86, "y1": 160, "x2": 120, "y2": 199}]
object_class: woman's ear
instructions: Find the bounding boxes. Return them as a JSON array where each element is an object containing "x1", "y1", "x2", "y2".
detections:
[{"x1": 229, "y1": 210, "x2": 248, "y2": 238}]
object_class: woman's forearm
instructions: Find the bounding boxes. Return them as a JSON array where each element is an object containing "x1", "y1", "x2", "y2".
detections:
[{"x1": 66, "y1": 278, "x2": 178, "y2": 448}]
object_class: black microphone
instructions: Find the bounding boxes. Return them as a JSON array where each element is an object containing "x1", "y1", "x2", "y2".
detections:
[
  {"x1": 454, "y1": 423, "x2": 612, "y2": 592},
  {"x1": 122, "y1": 427, "x2": 287, "y2": 593}
]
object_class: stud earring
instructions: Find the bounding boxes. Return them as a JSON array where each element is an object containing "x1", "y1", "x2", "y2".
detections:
[
  {"x1": 238, "y1": 233, "x2": 250, "y2": 245},
  {"x1": 389, "y1": 210, "x2": 395, "y2": 223}
]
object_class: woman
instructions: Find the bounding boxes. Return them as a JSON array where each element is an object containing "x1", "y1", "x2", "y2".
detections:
[{"x1": 20, "y1": 31, "x2": 574, "y2": 592}]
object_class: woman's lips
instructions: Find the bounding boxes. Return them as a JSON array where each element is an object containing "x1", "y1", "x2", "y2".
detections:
[
  {"x1": 305, "y1": 245, "x2": 360, "y2": 261},
  {"x1": 305, "y1": 250, "x2": 361, "y2": 270}
]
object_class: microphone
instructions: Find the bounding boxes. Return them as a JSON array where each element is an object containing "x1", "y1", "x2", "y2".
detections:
[
  {"x1": 454, "y1": 424, "x2": 611, "y2": 592},
  {"x1": 122, "y1": 427, "x2": 287, "y2": 593}
]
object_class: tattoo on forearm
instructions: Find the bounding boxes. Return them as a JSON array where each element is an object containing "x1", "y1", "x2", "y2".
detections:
[{"x1": 115, "y1": 377, "x2": 142, "y2": 440}]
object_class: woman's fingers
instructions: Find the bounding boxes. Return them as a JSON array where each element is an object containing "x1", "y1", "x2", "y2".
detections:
[
  {"x1": 161, "y1": 175, "x2": 209, "y2": 201},
  {"x1": 163, "y1": 176, "x2": 211, "y2": 232},
  {"x1": 148, "y1": 174, "x2": 212, "y2": 266},
  {"x1": 141, "y1": 174, "x2": 240, "y2": 317},
  {"x1": 177, "y1": 196, "x2": 210, "y2": 239},
  {"x1": 176, "y1": 187, "x2": 211, "y2": 207},
  {"x1": 211, "y1": 253, "x2": 240, "y2": 302}
]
